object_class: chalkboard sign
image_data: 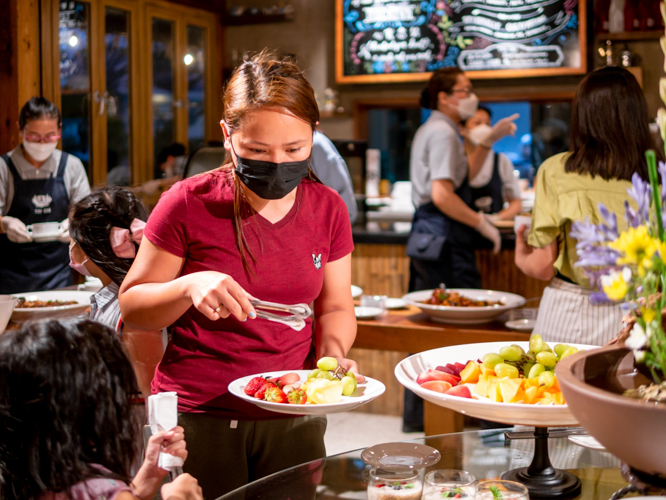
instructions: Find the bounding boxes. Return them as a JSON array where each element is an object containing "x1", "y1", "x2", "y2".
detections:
[{"x1": 335, "y1": 0, "x2": 587, "y2": 83}]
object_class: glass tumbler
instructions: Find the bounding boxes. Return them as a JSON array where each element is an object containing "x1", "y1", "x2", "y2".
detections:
[
  {"x1": 476, "y1": 480, "x2": 529, "y2": 500},
  {"x1": 366, "y1": 467, "x2": 422, "y2": 500},
  {"x1": 423, "y1": 470, "x2": 476, "y2": 499}
]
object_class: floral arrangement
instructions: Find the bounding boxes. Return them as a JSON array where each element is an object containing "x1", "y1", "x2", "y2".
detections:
[{"x1": 570, "y1": 4, "x2": 666, "y2": 387}]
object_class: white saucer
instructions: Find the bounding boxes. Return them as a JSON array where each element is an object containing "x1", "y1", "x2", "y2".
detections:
[
  {"x1": 385, "y1": 298, "x2": 407, "y2": 310},
  {"x1": 505, "y1": 318, "x2": 536, "y2": 332},
  {"x1": 32, "y1": 233, "x2": 61, "y2": 243},
  {"x1": 361, "y1": 442, "x2": 441, "y2": 471},
  {"x1": 568, "y1": 434, "x2": 606, "y2": 451},
  {"x1": 355, "y1": 306, "x2": 384, "y2": 320}
]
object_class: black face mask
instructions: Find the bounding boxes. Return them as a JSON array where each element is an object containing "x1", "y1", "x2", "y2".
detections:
[{"x1": 231, "y1": 139, "x2": 310, "y2": 200}]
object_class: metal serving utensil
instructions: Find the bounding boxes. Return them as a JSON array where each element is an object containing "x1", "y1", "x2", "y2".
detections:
[{"x1": 249, "y1": 299, "x2": 311, "y2": 331}]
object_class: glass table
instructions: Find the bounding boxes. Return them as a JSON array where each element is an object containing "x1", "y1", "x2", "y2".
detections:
[{"x1": 218, "y1": 429, "x2": 626, "y2": 500}]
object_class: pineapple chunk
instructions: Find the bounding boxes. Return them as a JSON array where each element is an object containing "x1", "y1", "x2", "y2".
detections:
[
  {"x1": 460, "y1": 361, "x2": 481, "y2": 384},
  {"x1": 499, "y1": 377, "x2": 523, "y2": 403},
  {"x1": 480, "y1": 364, "x2": 496, "y2": 377},
  {"x1": 488, "y1": 378, "x2": 503, "y2": 402},
  {"x1": 524, "y1": 385, "x2": 538, "y2": 404},
  {"x1": 474, "y1": 374, "x2": 491, "y2": 397}
]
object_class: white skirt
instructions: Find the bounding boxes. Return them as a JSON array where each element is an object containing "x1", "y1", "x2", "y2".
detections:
[{"x1": 532, "y1": 278, "x2": 625, "y2": 346}]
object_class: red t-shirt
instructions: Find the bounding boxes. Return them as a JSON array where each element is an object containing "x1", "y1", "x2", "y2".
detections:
[{"x1": 145, "y1": 171, "x2": 354, "y2": 419}]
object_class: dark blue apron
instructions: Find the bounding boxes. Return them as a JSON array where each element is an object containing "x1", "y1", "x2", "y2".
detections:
[
  {"x1": 469, "y1": 152, "x2": 504, "y2": 214},
  {"x1": 0, "y1": 152, "x2": 72, "y2": 293}
]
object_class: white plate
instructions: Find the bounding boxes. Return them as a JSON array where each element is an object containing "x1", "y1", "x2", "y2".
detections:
[
  {"x1": 11, "y1": 290, "x2": 93, "y2": 323},
  {"x1": 385, "y1": 298, "x2": 407, "y2": 310},
  {"x1": 568, "y1": 434, "x2": 606, "y2": 451},
  {"x1": 229, "y1": 370, "x2": 386, "y2": 415},
  {"x1": 355, "y1": 306, "x2": 384, "y2": 320},
  {"x1": 78, "y1": 277, "x2": 103, "y2": 293},
  {"x1": 361, "y1": 442, "x2": 441, "y2": 470},
  {"x1": 32, "y1": 234, "x2": 61, "y2": 243},
  {"x1": 505, "y1": 319, "x2": 536, "y2": 332},
  {"x1": 351, "y1": 285, "x2": 363, "y2": 298},
  {"x1": 394, "y1": 341, "x2": 599, "y2": 427},
  {"x1": 403, "y1": 289, "x2": 526, "y2": 325}
]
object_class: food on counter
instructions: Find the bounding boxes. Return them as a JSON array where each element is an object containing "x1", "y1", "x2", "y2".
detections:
[
  {"x1": 368, "y1": 480, "x2": 423, "y2": 500},
  {"x1": 423, "y1": 289, "x2": 501, "y2": 307},
  {"x1": 415, "y1": 336, "x2": 579, "y2": 405},
  {"x1": 15, "y1": 297, "x2": 78, "y2": 308}
]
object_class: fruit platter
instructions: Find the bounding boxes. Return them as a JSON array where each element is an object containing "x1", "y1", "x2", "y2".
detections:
[
  {"x1": 402, "y1": 289, "x2": 526, "y2": 325},
  {"x1": 395, "y1": 339, "x2": 598, "y2": 426},
  {"x1": 229, "y1": 357, "x2": 386, "y2": 415}
]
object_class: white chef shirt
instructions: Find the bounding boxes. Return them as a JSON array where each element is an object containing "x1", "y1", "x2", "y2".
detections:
[
  {"x1": 468, "y1": 151, "x2": 521, "y2": 202},
  {"x1": 0, "y1": 146, "x2": 91, "y2": 215}
]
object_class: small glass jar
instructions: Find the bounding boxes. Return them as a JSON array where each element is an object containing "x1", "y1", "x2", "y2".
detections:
[
  {"x1": 423, "y1": 470, "x2": 476, "y2": 499},
  {"x1": 367, "y1": 467, "x2": 422, "y2": 500},
  {"x1": 476, "y1": 480, "x2": 529, "y2": 500}
]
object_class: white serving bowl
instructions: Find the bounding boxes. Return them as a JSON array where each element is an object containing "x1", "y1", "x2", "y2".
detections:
[
  {"x1": 0, "y1": 295, "x2": 18, "y2": 332},
  {"x1": 403, "y1": 289, "x2": 526, "y2": 325}
]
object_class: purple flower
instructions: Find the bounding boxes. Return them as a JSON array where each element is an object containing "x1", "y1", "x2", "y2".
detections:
[
  {"x1": 659, "y1": 161, "x2": 666, "y2": 203},
  {"x1": 625, "y1": 200, "x2": 642, "y2": 228},
  {"x1": 590, "y1": 291, "x2": 612, "y2": 304},
  {"x1": 570, "y1": 218, "x2": 606, "y2": 248},
  {"x1": 598, "y1": 203, "x2": 619, "y2": 240},
  {"x1": 627, "y1": 173, "x2": 651, "y2": 223},
  {"x1": 575, "y1": 245, "x2": 621, "y2": 267}
]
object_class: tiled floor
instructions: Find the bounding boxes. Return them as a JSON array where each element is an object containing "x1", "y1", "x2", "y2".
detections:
[{"x1": 324, "y1": 410, "x2": 425, "y2": 456}]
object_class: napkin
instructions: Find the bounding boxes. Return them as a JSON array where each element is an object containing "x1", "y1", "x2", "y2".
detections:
[{"x1": 148, "y1": 392, "x2": 184, "y2": 469}]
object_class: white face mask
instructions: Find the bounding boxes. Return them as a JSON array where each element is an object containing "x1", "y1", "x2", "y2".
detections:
[
  {"x1": 468, "y1": 123, "x2": 493, "y2": 146},
  {"x1": 22, "y1": 141, "x2": 57, "y2": 162},
  {"x1": 456, "y1": 93, "x2": 479, "y2": 121}
]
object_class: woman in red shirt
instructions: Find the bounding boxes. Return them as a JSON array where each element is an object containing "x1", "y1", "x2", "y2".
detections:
[{"x1": 118, "y1": 53, "x2": 358, "y2": 497}]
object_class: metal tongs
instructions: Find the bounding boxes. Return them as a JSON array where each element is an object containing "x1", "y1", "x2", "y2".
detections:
[{"x1": 250, "y1": 299, "x2": 312, "y2": 331}]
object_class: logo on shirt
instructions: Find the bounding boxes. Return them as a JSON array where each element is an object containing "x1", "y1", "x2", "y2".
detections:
[
  {"x1": 312, "y1": 253, "x2": 322, "y2": 270},
  {"x1": 32, "y1": 194, "x2": 52, "y2": 214}
]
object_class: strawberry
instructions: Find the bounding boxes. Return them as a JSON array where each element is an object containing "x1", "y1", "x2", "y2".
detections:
[
  {"x1": 264, "y1": 386, "x2": 288, "y2": 403},
  {"x1": 254, "y1": 381, "x2": 277, "y2": 400},
  {"x1": 245, "y1": 376, "x2": 267, "y2": 396},
  {"x1": 287, "y1": 388, "x2": 307, "y2": 404}
]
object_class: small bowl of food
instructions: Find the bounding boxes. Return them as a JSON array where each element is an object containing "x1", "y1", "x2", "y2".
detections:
[
  {"x1": 402, "y1": 288, "x2": 526, "y2": 325},
  {"x1": 0, "y1": 295, "x2": 18, "y2": 333}
]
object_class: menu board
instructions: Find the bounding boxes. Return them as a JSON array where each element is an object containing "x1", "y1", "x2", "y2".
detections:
[{"x1": 335, "y1": 0, "x2": 587, "y2": 83}]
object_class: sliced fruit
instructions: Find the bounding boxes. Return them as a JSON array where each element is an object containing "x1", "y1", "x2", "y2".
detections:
[
  {"x1": 499, "y1": 377, "x2": 523, "y2": 403},
  {"x1": 254, "y1": 382, "x2": 277, "y2": 400},
  {"x1": 479, "y1": 364, "x2": 496, "y2": 377},
  {"x1": 417, "y1": 369, "x2": 460, "y2": 386},
  {"x1": 473, "y1": 374, "x2": 492, "y2": 397},
  {"x1": 263, "y1": 386, "x2": 288, "y2": 403},
  {"x1": 244, "y1": 376, "x2": 267, "y2": 396},
  {"x1": 420, "y1": 380, "x2": 453, "y2": 394},
  {"x1": 278, "y1": 372, "x2": 301, "y2": 387},
  {"x1": 459, "y1": 360, "x2": 481, "y2": 384},
  {"x1": 524, "y1": 385, "x2": 538, "y2": 404},
  {"x1": 444, "y1": 385, "x2": 472, "y2": 399},
  {"x1": 488, "y1": 379, "x2": 503, "y2": 402},
  {"x1": 287, "y1": 388, "x2": 307, "y2": 404},
  {"x1": 452, "y1": 362, "x2": 467, "y2": 375}
]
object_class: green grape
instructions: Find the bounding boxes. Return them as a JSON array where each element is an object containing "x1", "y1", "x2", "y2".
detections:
[
  {"x1": 482, "y1": 353, "x2": 503, "y2": 369},
  {"x1": 529, "y1": 334, "x2": 545, "y2": 354},
  {"x1": 554, "y1": 344, "x2": 570, "y2": 358},
  {"x1": 559, "y1": 347, "x2": 579, "y2": 360},
  {"x1": 538, "y1": 371, "x2": 555, "y2": 389},
  {"x1": 494, "y1": 363, "x2": 519, "y2": 379},
  {"x1": 536, "y1": 351, "x2": 558, "y2": 368},
  {"x1": 541, "y1": 343, "x2": 553, "y2": 353},
  {"x1": 500, "y1": 345, "x2": 523, "y2": 362},
  {"x1": 308, "y1": 368, "x2": 323, "y2": 379},
  {"x1": 316, "y1": 370, "x2": 335, "y2": 380},
  {"x1": 510, "y1": 344, "x2": 526, "y2": 356},
  {"x1": 522, "y1": 362, "x2": 535, "y2": 377},
  {"x1": 528, "y1": 363, "x2": 545, "y2": 379},
  {"x1": 341, "y1": 375, "x2": 357, "y2": 396},
  {"x1": 317, "y1": 357, "x2": 338, "y2": 371}
]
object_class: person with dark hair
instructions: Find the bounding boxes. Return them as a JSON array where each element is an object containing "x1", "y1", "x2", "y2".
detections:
[
  {"x1": 68, "y1": 186, "x2": 165, "y2": 396},
  {"x1": 0, "y1": 96, "x2": 90, "y2": 293},
  {"x1": 118, "y1": 52, "x2": 359, "y2": 497},
  {"x1": 461, "y1": 106, "x2": 522, "y2": 220},
  {"x1": 0, "y1": 319, "x2": 201, "y2": 500},
  {"x1": 515, "y1": 66, "x2": 660, "y2": 345},
  {"x1": 157, "y1": 142, "x2": 187, "y2": 178},
  {"x1": 408, "y1": 67, "x2": 518, "y2": 291}
]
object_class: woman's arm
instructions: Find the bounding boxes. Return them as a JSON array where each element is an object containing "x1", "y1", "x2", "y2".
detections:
[
  {"x1": 121, "y1": 327, "x2": 164, "y2": 398},
  {"x1": 431, "y1": 179, "x2": 483, "y2": 228},
  {"x1": 314, "y1": 254, "x2": 361, "y2": 376},
  {"x1": 119, "y1": 239, "x2": 255, "y2": 330},
  {"x1": 498, "y1": 198, "x2": 522, "y2": 220},
  {"x1": 514, "y1": 225, "x2": 558, "y2": 280}
]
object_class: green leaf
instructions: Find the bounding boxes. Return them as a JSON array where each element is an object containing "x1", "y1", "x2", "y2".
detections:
[{"x1": 490, "y1": 486, "x2": 503, "y2": 499}]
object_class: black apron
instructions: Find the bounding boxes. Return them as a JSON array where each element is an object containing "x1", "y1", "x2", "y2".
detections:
[
  {"x1": 469, "y1": 152, "x2": 504, "y2": 214},
  {"x1": 0, "y1": 152, "x2": 72, "y2": 293},
  {"x1": 407, "y1": 175, "x2": 482, "y2": 290}
]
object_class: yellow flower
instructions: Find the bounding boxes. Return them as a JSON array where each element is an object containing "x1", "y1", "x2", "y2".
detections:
[
  {"x1": 610, "y1": 226, "x2": 657, "y2": 275},
  {"x1": 601, "y1": 269, "x2": 629, "y2": 301},
  {"x1": 642, "y1": 307, "x2": 657, "y2": 324}
]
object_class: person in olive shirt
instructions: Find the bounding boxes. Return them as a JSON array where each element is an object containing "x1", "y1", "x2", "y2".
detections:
[{"x1": 515, "y1": 67, "x2": 659, "y2": 346}]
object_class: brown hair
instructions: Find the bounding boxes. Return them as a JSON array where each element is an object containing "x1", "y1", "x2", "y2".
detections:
[
  {"x1": 420, "y1": 67, "x2": 464, "y2": 110},
  {"x1": 565, "y1": 66, "x2": 660, "y2": 181},
  {"x1": 222, "y1": 51, "x2": 322, "y2": 273}
]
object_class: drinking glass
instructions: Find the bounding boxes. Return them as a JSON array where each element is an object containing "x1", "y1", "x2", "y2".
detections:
[
  {"x1": 476, "y1": 480, "x2": 529, "y2": 500},
  {"x1": 360, "y1": 294, "x2": 387, "y2": 311},
  {"x1": 423, "y1": 470, "x2": 476, "y2": 499},
  {"x1": 366, "y1": 467, "x2": 422, "y2": 500}
]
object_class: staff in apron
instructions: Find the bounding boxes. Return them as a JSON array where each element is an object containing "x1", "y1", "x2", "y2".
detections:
[
  {"x1": 0, "y1": 97, "x2": 90, "y2": 294},
  {"x1": 463, "y1": 106, "x2": 522, "y2": 222}
]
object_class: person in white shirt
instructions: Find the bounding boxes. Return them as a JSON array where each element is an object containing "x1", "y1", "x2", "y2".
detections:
[
  {"x1": 461, "y1": 106, "x2": 522, "y2": 221},
  {"x1": 0, "y1": 97, "x2": 90, "y2": 293}
]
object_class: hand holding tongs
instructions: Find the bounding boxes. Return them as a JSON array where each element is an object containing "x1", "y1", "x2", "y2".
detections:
[{"x1": 250, "y1": 299, "x2": 312, "y2": 331}]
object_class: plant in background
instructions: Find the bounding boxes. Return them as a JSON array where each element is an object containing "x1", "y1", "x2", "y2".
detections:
[{"x1": 569, "y1": 4, "x2": 666, "y2": 393}]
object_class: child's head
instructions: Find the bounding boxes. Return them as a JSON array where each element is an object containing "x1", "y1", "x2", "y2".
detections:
[
  {"x1": 0, "y1": 319, "x2": 141, "y2": 499},
  {"x1": 69, "y1": 186, "x2": 147, "y2": 286}
]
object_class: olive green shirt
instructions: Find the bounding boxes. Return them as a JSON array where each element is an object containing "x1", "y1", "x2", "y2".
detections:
[{"x1": 528, "y1": 152, "x2": 634, "y2": 288}]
